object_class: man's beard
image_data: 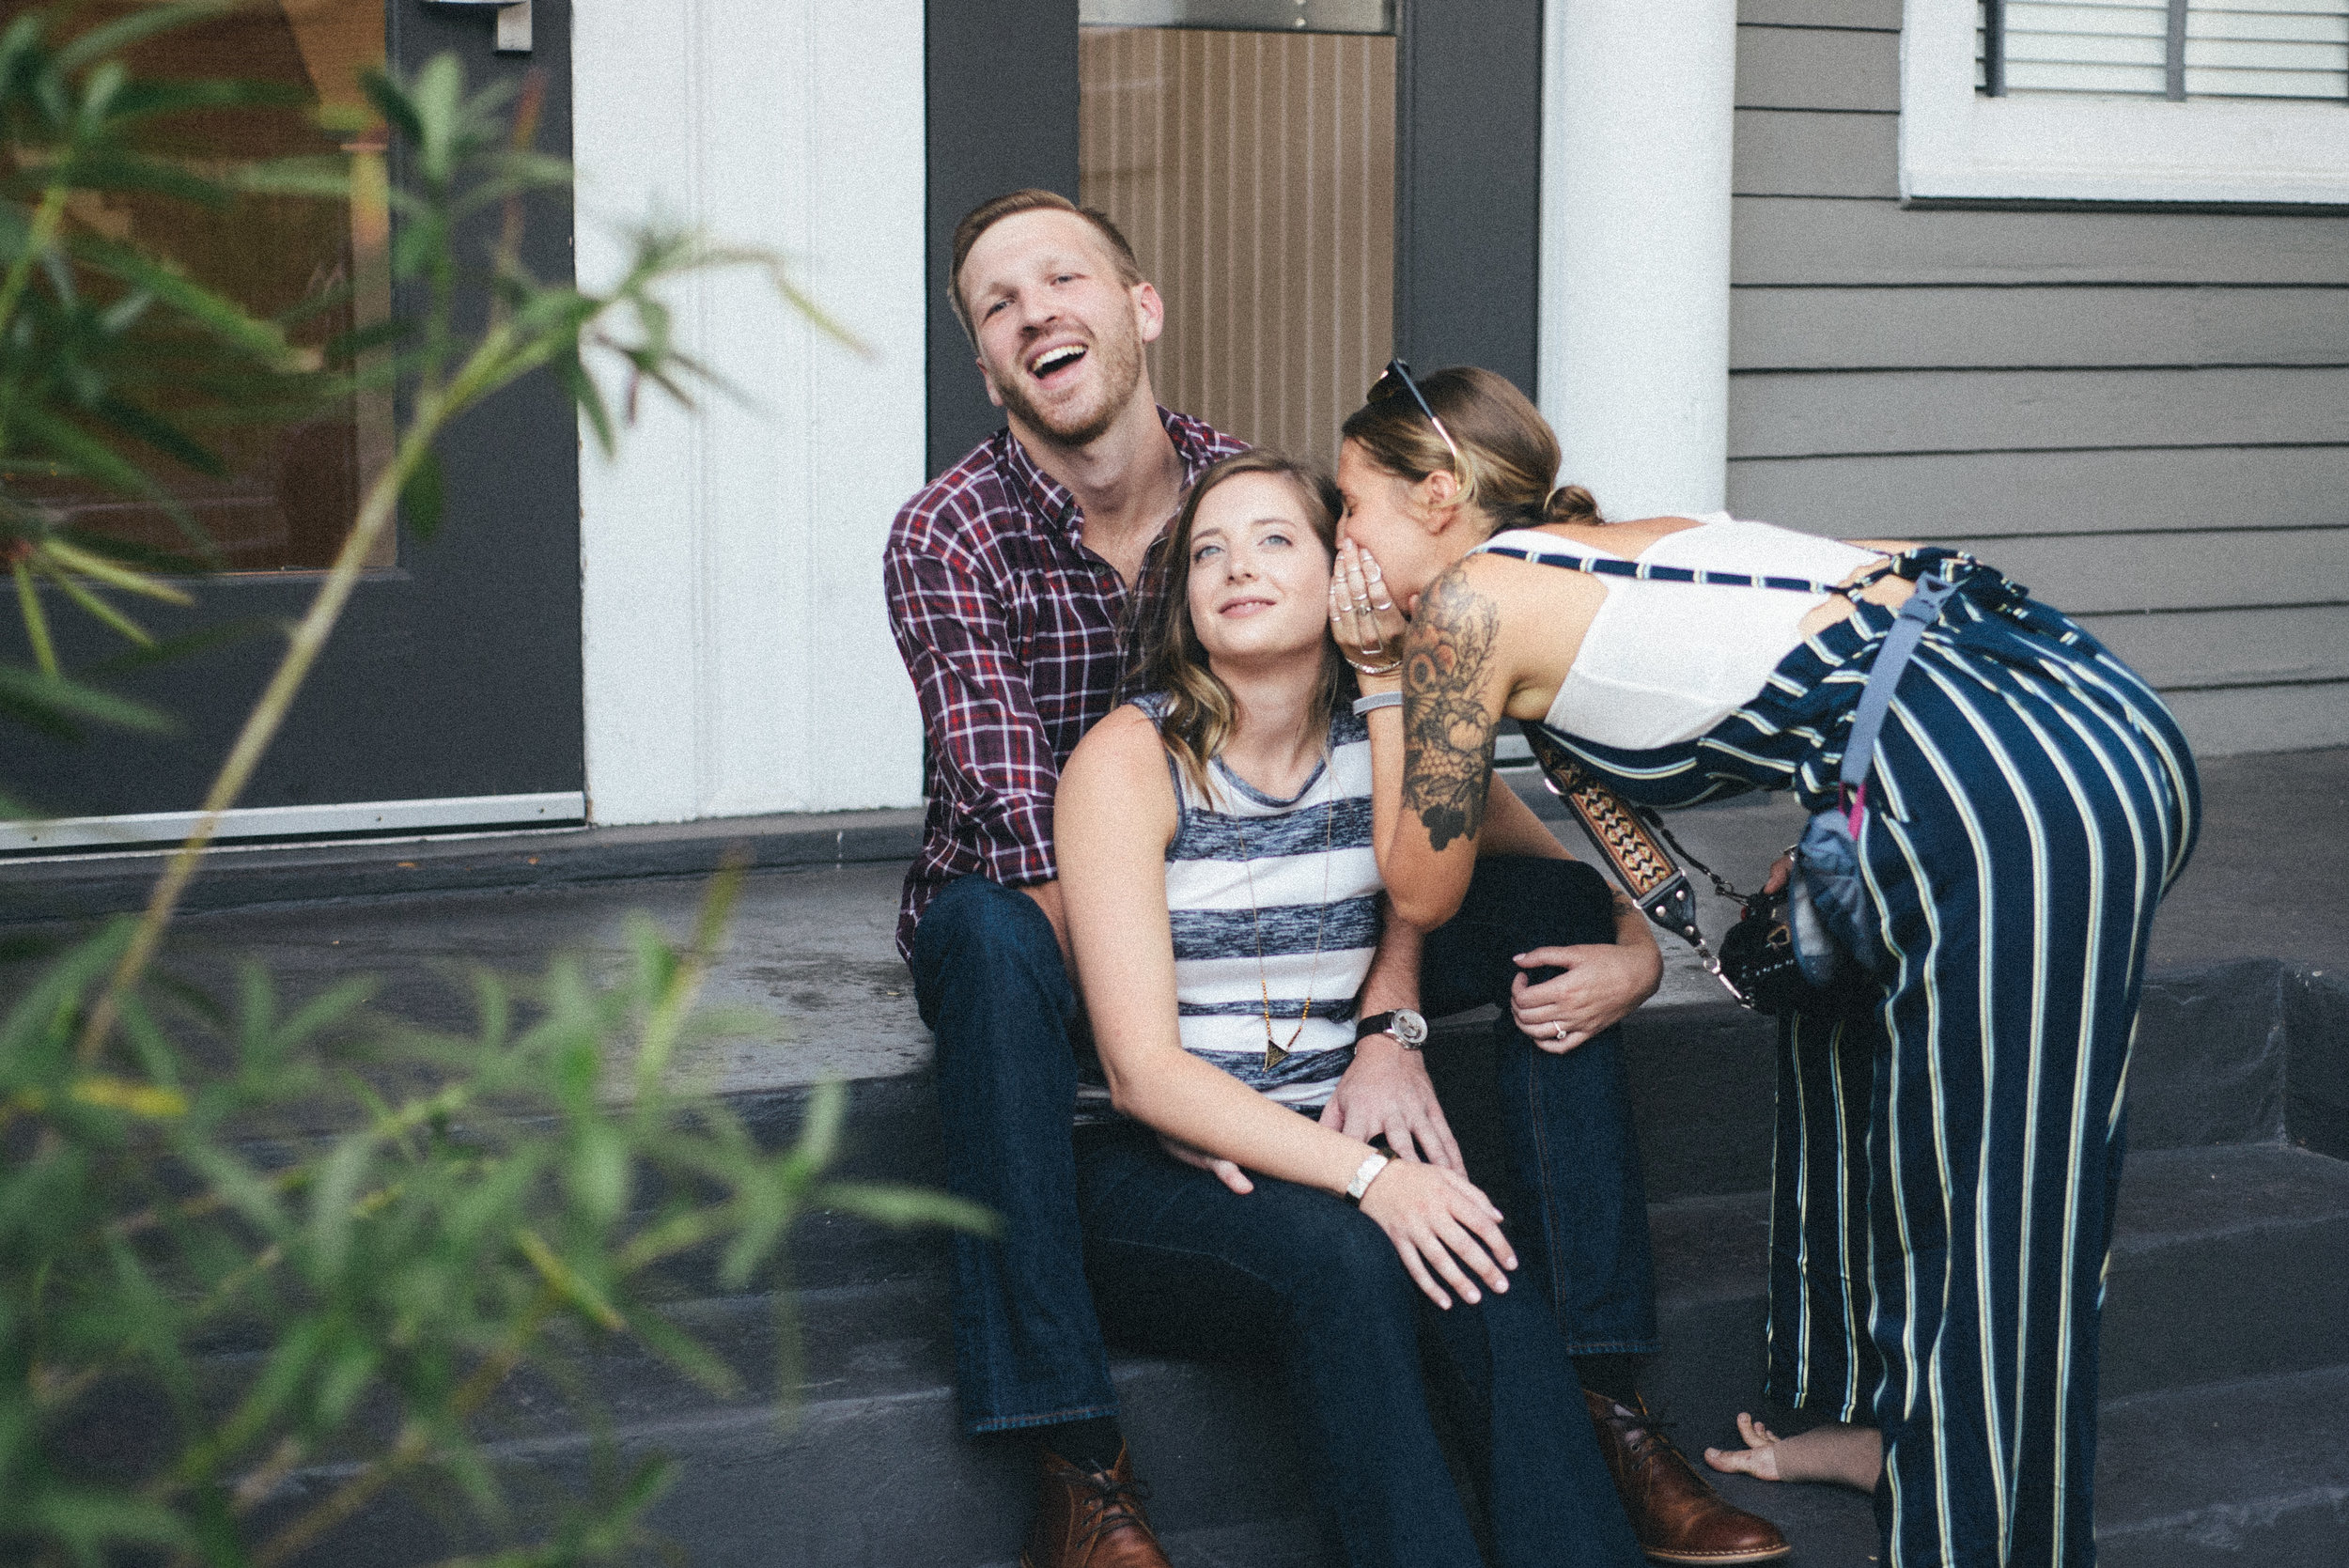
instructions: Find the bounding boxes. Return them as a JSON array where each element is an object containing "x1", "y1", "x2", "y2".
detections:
[{"x1": 994, "y1": 318, "x2": 1146, "y2": 448}]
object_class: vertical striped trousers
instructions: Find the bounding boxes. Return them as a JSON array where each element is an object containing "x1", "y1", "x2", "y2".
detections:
[{"x1": 1764, "y1": 590, "x2": 2199, "y2": 1567}]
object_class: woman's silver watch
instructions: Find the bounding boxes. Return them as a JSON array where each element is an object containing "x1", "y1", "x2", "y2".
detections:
[{"x1": 1353, "y1": 1008, "x2": 1428, "y2": 1050}]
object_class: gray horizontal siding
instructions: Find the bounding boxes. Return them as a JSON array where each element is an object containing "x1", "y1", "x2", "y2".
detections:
[
  {"x1": 1735, "y1": 109, "x2": 1897, "y2": 198},
  {"x1": 1726, "y1": 446, "x2": 2349, "y2": 537},
  {"x1": 1737, "y1": 0, "x2": 1899, "y2": 27},
  {"x1": 2085, "y1": 605, "x2": 2349, "y2": 689},
  {"x1": 1735, "y1": 198, "x2": 2349, "y2": 286},
  {"x1": 1732, "y1": 367, "x2": 2349, "y2": 458},
  {"x1": 2157, "y1": 684, "x2": 2349, "y2": 755},
  {"x1": 1931, "y1": 528, "x2": 2349, "y2": 614},
  {"x1": 1728, "y1": 14, "x2": 2349, "y2": 753},
  {"x1": 1736, "y1": 26, "x2": 1900, "y2": 110},
  {"x1": 1735, "y1": 287, "x2": 2349, "y2": 369}
]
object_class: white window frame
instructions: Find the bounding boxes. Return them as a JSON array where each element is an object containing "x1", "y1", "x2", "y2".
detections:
[{"x1": 1900, "y1": 0, "x2": 2349, "y2": 205}]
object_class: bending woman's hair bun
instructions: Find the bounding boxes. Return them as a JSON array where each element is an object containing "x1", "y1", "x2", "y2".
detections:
[{"x1": 1541, "y1": 484, "x2": 1601, "y2": 525}]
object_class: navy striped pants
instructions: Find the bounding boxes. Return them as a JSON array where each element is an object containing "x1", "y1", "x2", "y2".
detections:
[{"x1": 1764, "y1": 589, "x2": 2199, "y2": 1566}]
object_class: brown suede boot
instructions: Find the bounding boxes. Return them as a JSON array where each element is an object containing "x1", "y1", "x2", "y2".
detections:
[
  {"x1": 1584, "y1": 1389, "x2": 1792, "y2": 1564},
  {"x1": 1019, "y1": 1443, "x2": 1174, "y2": 1568}
]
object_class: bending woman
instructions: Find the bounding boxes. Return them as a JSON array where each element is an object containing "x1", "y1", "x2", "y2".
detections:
[
  {"x1": 1329, "y1": 365, "x2": 2199, "y2": 1568},
  {"x1": 1055, "y1": 450, "x2": 1650, "y2": 1568}
]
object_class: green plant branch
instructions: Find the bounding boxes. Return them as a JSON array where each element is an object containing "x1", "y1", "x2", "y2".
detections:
[
  {"x1": 246, "y1": 1288, "x2": 559, "y2": 1568},
  {"x1": 13, "y1": 558, "x2": 58, "y2": 674}
]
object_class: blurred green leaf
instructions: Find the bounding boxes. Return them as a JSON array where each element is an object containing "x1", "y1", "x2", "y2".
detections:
[
  {"x1": 817, "y1": 1182, "x2": 1002, "y2": 1238},
  {"x1": 0, "y1": 661, "x2": 170, "y2": 737},
  {"x1": 70, "y1": 235, "x2": 306, "y2": 369}
]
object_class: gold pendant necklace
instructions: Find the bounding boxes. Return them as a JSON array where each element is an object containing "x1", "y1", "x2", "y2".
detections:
[{"x1": 1233, "y1": 771, "x2": 1338, "y2": 1075}]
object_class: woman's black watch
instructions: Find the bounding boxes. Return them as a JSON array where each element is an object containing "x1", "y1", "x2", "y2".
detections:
[{"x1": 1353, "y1": 1009, "x2": 1428, "y2": 1050}]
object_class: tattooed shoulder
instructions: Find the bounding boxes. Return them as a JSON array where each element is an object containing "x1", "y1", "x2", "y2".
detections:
[{"x1": 1402, "y1": 566, "x2": 1504, "y2": 853}]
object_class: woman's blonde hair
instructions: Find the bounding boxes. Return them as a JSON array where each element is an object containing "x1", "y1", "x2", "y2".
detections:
[
  {"x1": 1340, "y1": 365, "x2": 1602, "y2": 536},
  {"x1": 1128, "y1": 450, "x2": 1347, "y2": 803}
]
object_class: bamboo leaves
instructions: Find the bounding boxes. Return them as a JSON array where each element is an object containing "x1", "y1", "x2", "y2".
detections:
[{"x1": 5, "y1": 874, "x2": 992, "y2": 1566}]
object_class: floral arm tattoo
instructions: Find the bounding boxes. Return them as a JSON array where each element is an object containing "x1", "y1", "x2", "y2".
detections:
[{"x1": 1402, "y1": 567, "x2": 1503, "y2": 853}]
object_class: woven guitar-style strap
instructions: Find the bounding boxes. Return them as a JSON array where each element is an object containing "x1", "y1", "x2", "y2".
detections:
[{"x1": 1517, "y1": 723, "x2": 1739, "y2": 1000}]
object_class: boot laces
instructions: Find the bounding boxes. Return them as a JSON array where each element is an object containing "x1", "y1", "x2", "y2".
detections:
[
  {"x1": 1609, "y1": 1399, "x2": 1716, "y2": 1486},
  {"x1": 1072, "y1": 1467, "x2": 1154, "y2": 1547}
]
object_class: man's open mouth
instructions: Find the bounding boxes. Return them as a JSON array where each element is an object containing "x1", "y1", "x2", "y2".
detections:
[{"x1": 1028, "y1": 344, "x2": 1086, "y2": 379}]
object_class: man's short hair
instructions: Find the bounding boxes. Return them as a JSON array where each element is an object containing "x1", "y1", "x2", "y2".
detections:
[{"x1": 948, "y1": 189, "x2": 1144, "y2": 345}]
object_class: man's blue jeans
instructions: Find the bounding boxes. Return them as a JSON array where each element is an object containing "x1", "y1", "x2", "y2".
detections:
[{"x1": 909, "y1": 855, "x2": 1659, "y2": 1436}]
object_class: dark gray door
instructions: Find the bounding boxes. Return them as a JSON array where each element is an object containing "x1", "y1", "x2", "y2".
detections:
[
  {"x1": 1394, "y1": 0, "x2": 1543, "y2": 392},
  {"x1": 10, "y1": 0, "x2": 581, "y2": 827}
]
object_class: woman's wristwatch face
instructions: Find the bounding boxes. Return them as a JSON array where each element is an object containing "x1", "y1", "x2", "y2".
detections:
[{"x1": 1355, "y1": 1008, "x2": 1429, "y2": 1049}]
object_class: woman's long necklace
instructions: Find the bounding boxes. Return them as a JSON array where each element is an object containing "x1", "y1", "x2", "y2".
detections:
[{"x1": 1231, "y1": 765, "x2": 1339, "y2": 1075}]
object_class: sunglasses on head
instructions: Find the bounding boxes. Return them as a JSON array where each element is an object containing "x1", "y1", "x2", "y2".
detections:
[{"x1": 1366, "y1": 358, "x2": 1461, "y2": 473}]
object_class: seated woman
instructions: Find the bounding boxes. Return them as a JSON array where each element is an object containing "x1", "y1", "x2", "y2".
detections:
[
  {"x1": 1055, "y1": 450, "x2": 1656, "y2": 1568},
  {"x1": 1328, "y1": 364, "x2": 2199, "y2": 1568}
]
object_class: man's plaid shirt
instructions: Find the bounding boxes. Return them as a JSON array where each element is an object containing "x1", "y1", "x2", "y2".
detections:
[{"x1": 884, "y1": 409, "x2": 1245, "y2": 961}]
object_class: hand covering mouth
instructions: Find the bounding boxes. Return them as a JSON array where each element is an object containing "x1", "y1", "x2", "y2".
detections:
[{"x1": 1028, "y1": 343, "x2": 1086, "y2": 378}]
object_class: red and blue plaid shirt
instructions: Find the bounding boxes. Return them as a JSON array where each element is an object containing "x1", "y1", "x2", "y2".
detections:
[{"x1": 884, "y1": 409, "x2": 1246, "y2": 960}]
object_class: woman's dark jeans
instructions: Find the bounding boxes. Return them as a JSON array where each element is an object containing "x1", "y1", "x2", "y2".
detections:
[
  {"x1": 910, "y1": 855, "x2": 1658, "y2": 1436},
  {"x1": 1076, "y1": 1122, "x2": 1645, "y2": 1568}
]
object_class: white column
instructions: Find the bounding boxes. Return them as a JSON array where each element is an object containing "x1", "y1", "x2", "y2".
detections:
[
  {"x1": 1538, "y1": 0, "x2": 1739, "y2": 520},
  {"x1": 572, "y1": 0, "x2": 928, "y2": 824}
]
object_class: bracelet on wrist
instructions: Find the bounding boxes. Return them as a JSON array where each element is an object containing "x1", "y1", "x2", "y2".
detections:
[
  {"x1": 1345, "y1": 1150, "x2": 1392, "y2": 1204},
  {"x1": 1346, "y1": 656, "x2": 1403, "y2": 677},
  {"x1": 1351, "y1": 691, "x2": 1403, "y2": 716}
]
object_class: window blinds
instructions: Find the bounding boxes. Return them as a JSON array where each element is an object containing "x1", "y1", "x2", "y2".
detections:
[{"x1": 1977, "y1": 0, "x2": 2349, "y2": 100}]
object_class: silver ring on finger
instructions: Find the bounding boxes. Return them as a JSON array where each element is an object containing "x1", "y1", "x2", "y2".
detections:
[{"x1": 1552, "y1": 1020, "x2": 1567, "y2": 1040}]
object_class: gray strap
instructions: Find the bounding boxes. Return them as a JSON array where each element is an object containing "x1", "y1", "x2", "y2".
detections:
[{"x1": 1840, "y1": 574, "x2": 1958, "y2": 795}]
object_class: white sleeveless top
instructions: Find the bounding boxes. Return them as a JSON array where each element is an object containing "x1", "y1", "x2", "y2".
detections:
[{"x1": 1486, "y1": 515, "x2": 1883, "y2": 751}]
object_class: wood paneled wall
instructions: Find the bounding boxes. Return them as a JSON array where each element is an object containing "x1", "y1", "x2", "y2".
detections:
[
  {"x1": 1079, "y1": 26, "x2": 1394, "y2": 464},
  {"x1": 1726, "y1": 0, "x2": 2349, "y2": 756}
]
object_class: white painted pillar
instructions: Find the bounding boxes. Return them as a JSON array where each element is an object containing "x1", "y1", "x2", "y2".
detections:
[
  {"x1": 1538, "y1": 0, "x2": 1739, "y2": 520},
  {"x1": 572, "y1": 1, "x2": 928, "y2": 824}
]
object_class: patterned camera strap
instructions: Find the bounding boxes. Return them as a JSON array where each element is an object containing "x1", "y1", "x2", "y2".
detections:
[{"x1": 1517, "y1": 722, "x2": 1713, "y2": 955}]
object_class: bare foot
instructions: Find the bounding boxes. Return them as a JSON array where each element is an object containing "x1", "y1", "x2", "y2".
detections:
[{"x1": 1704, "y1": 1413, "x2": 1884, "y2": 1493}]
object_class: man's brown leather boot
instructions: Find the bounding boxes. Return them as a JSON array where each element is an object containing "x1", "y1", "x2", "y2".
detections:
[
  {"x1": 1019, "y1": 1443, "x2": 1174, "y2": 1568},
  {"x1": 1584, "y1": 1389, "x2": 1792, "y2": 1565}
]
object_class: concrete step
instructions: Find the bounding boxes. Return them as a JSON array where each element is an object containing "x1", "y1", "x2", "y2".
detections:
[
  {"x1": 2095, "y1": 1364, "x2": 2349, "y2": 1566},
  {"x1": 243, "y1": 1142, "x2": 2349, "y2": 1567},
  {"x1": 711, "y1": 959, "x2": 2329, "y2": 1250},
  {"x1": 1640, "y1": 1143, "x2": 2349, "y2": 1425},
  {"x1": 1735, "y1": 1362, "x2": 2349, "y2": 1568}
]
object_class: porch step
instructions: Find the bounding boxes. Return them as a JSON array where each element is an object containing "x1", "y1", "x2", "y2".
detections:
[
  {"x1": 157, "y1": 932, "x2": 2349, "y2": 1566},
  {"x1": 247, "y1": 1140, "x2": 2349, "y2": 1567},
  {"x1": 1702, "y1": 1363, "x2": 2349, "y2": 1568},
  {"x1": 717, "y1": 956, "x2": 2323, "y2": 1253},
  {"x1": 1640, "y1": 1142, "x2": 2349, "y2": 1425},
  {"x1": 2094, "y1": 1365, "x2": 2349, "y2": 1567}
]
